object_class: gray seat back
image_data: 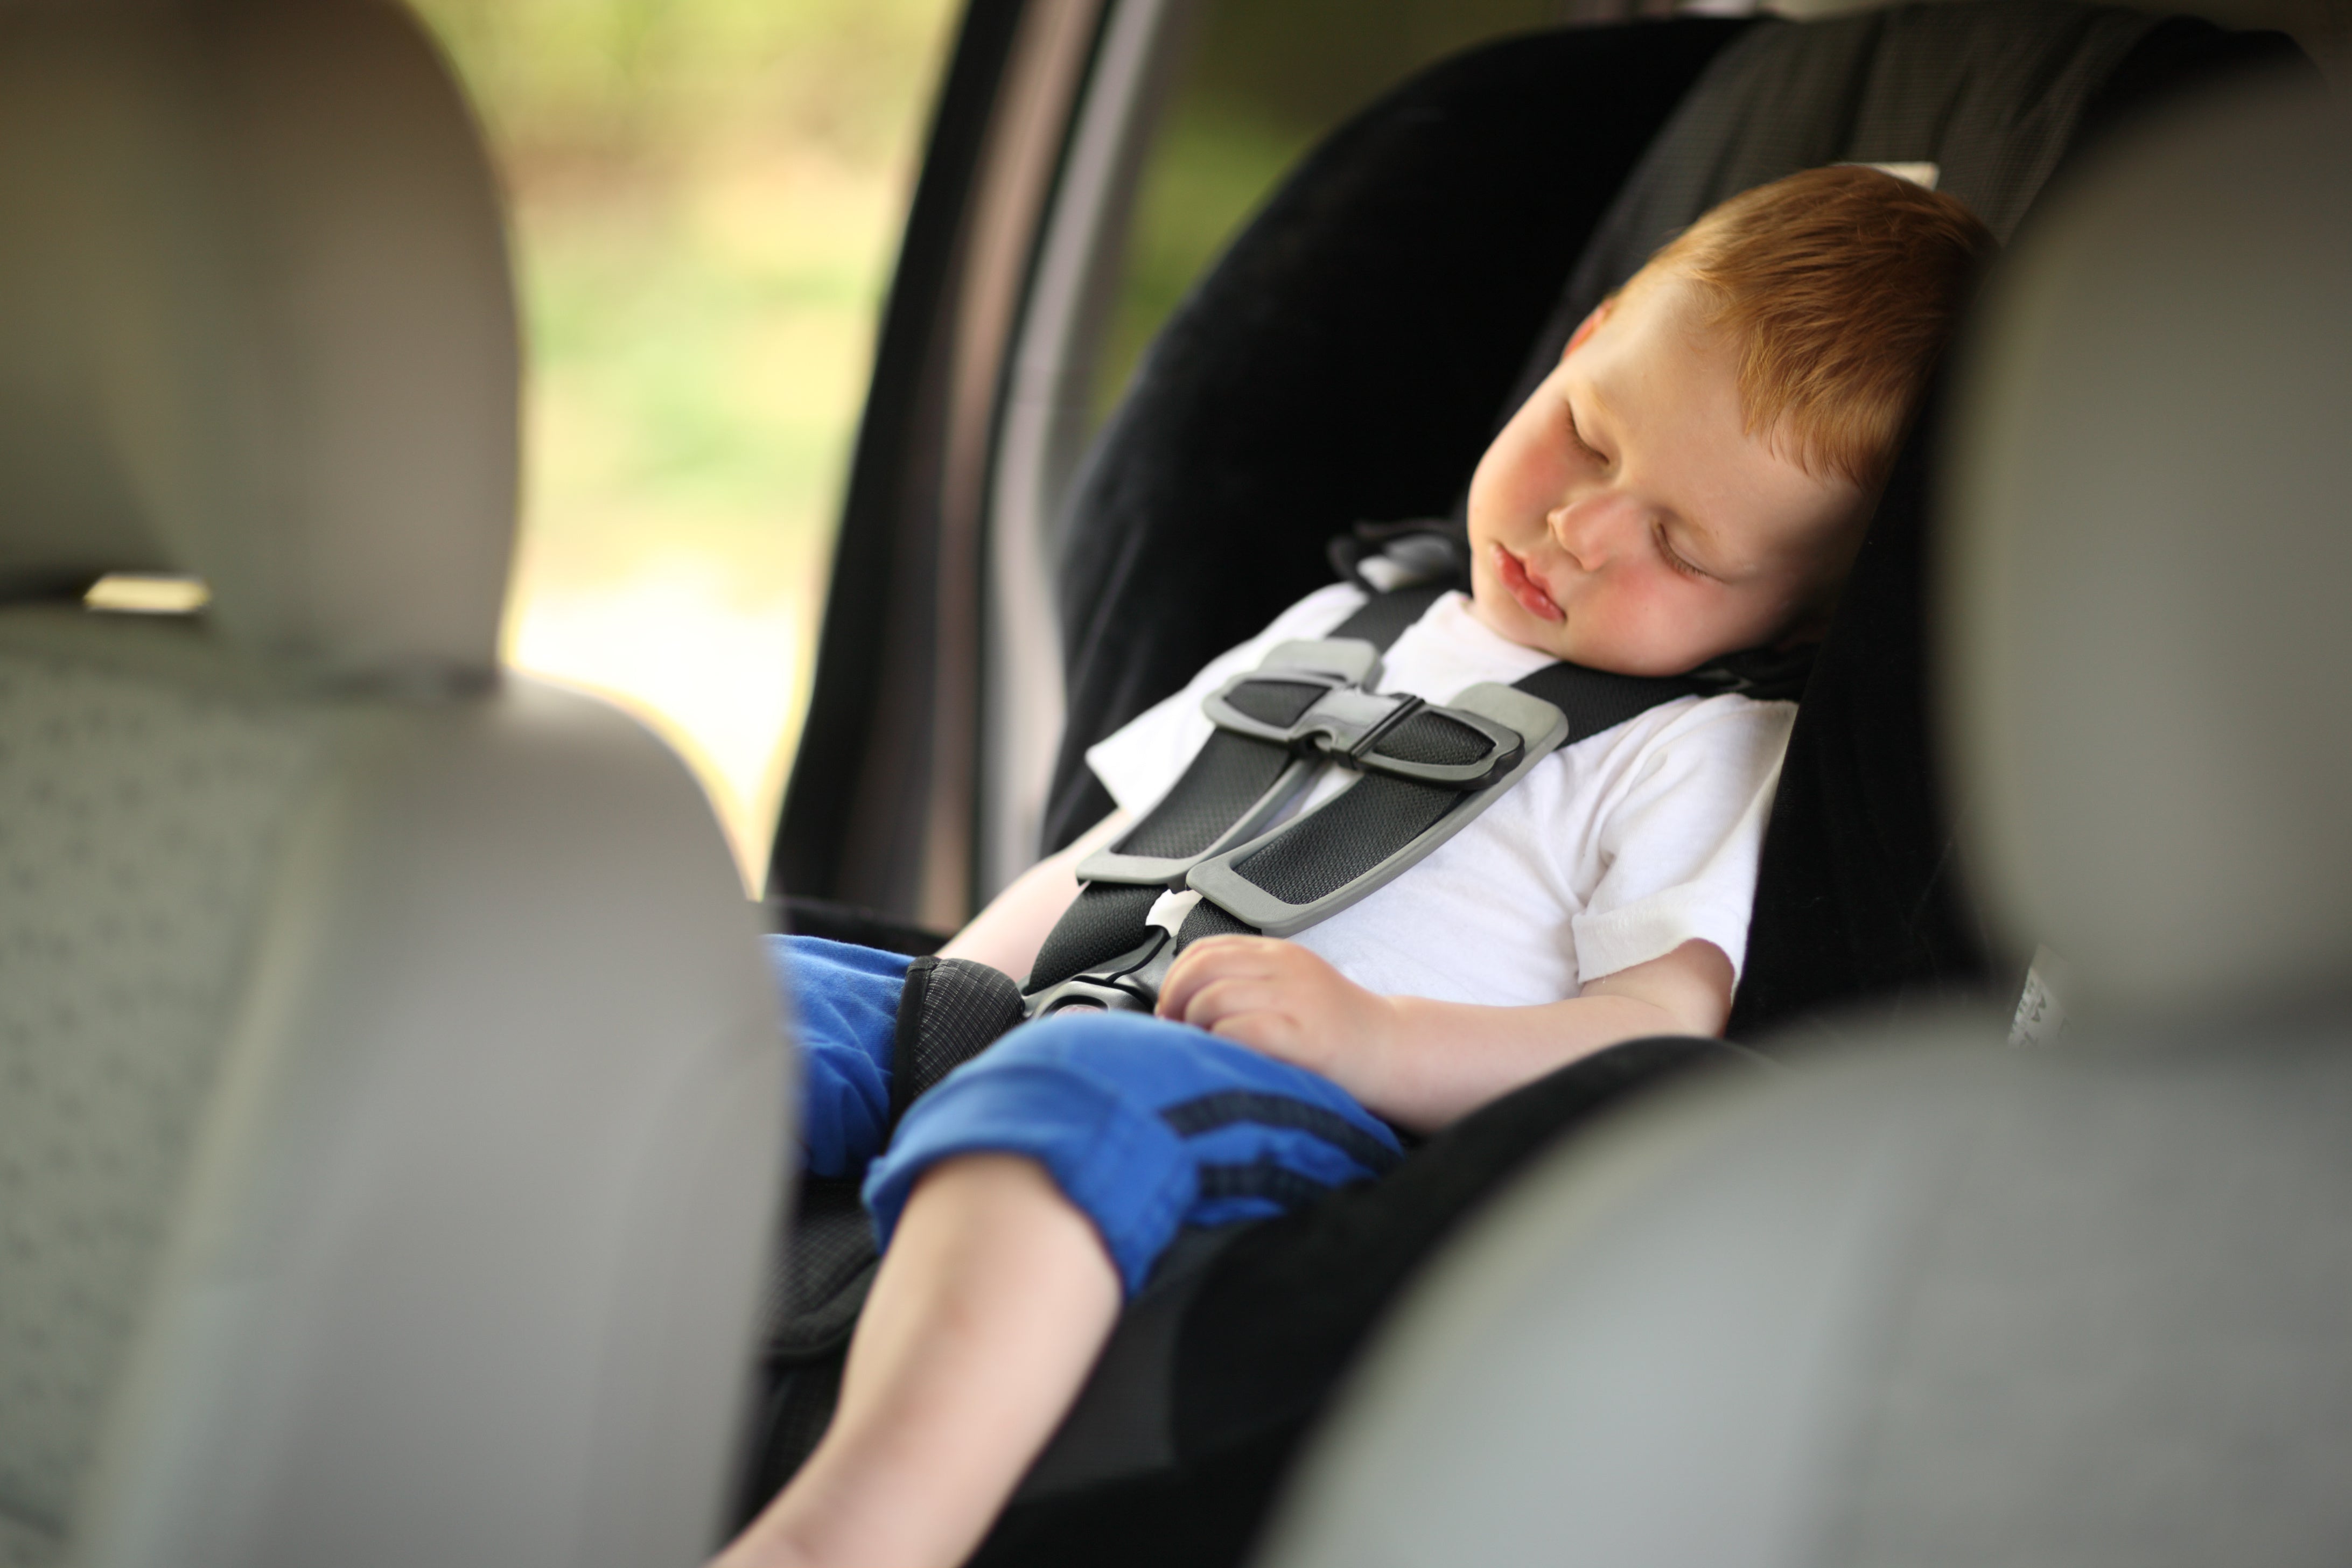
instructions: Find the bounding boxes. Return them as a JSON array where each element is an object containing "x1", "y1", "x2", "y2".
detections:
[
  {"x1": 0, "y1": 5, "x2": 788, "y2": 1565},
  {"x1": 1254, "y1": 79, "x2": 2352, "y2": 1568}
]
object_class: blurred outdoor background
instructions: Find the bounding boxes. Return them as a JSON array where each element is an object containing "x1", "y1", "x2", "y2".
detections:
[
  {"x1": 415, "y1": 0, "x2": 1565, "y2": 891},
  {"x1": 415, "y1": 0, "x2": 961, "y2": 886}
]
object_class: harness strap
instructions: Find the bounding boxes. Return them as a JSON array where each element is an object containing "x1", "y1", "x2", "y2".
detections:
[
  {"x1": 1028, "y1": 883, "x2": 1166, "y2": 997},
  {"x1": 1326, "y1": 581, "x2": 1449, "y2": 645},
  {"x1": 1515, "y1": 661, "x2": 1712, "y2": 738},
  {"x1": 1024, "y1": 583, "x2": 1771, "y2": 1012},
  {"x1": 1026, "y1": 590, "x2": 1445, "y2": 998},
  {"x1": 1170, "y1": 659, "x2": 1712, "y2": 949}
]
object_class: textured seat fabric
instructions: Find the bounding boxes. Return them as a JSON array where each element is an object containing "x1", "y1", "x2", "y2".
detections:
[
  {"x1": 0, "y1": 5, "x2": 787, "y2": 1566},
  {"x1": 1256, "y1": 82, "x2": 2352, "y2": 1568},
  {"x1": 0, "y1": 625, "x2": 335, "y2": 1568}
]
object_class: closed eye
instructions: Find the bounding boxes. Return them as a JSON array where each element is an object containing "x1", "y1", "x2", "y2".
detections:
[
  {"x1": 1652, "y1": 522, "x2": 1713, "y2": 580},
  {"x1": 1565, "y1": 400, "x2": 1607, "y2": 464}
]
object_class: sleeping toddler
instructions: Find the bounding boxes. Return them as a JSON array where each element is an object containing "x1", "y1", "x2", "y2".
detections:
[{"x1": 719, "y1": 164, "x2": 1992, "y2": 1568}]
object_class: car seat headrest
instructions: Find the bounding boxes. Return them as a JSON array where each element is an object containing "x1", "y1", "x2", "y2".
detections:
[
  {"x1": 0, "y1": 0, "x2": 517, "y2": 683},
  {"x1": 1947, "y1": 82, "x2": 2352, "y2": 1024},
  {"x1": 1491, "y1": 3, "x2": 2170, "y2": 440}
]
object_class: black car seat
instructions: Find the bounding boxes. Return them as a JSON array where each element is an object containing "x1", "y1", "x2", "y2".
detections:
[
  {"x1": 0, "y1": 4, "x2": 787, "y2": 1564},
  {"x1": 1045, "y1": 0, "x2": 2303, "y2": 1037},
  {"x1": 1255, "y1": 79, "x2": 2352, "y2": 1568},
  {"x1": 735, "y1": 5, "x2": 2313, "y2": 1559},
  {"x1": 996, "y1": 4, "x2": 2310, "y2": 1561}
]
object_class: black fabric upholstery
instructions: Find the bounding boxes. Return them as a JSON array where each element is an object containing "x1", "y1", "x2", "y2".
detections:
[
  {"x1": 733, "y1": 1339, "x2": 849, "y2": 1535},
  {"x1": 889, "y1": 956, "x2": 1026, "y2": 1122},
  {"x1": 1726, "y1": 387, "x2": 1999, "y2": 1039},
  {"x1": 733, "y1": 1177, "x2": 874, "y2": 1529},
  {"x1": 1175, "y1": 1039, "x2": 1766, "y2": 1454},
  {"x1": 1044, "y1": 18, "x2": 1757, "y2": 852},
  {"x1": 762, "y1": 1184, "x2": 876, "y2": 1357}
]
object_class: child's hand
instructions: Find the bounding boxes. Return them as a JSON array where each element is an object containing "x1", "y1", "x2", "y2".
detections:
[{"x1": 1156, "y1": 936, "x2": 1402, "y2": 1102}]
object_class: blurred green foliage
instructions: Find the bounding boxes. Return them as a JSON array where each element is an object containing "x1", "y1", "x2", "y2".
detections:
[
  {"x1": 413, "y1": 0, "x2": 958, "y2": 594},
  {"x1": 416, "y1": 0, "x2": 955, "y2": 166},
  {"x1": 409, "y1": 0, "x2": 958, "y2": 876}
]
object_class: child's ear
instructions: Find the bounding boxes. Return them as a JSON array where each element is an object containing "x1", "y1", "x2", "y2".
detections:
[{"x1": 1562, "y1": 298, "x2": 1613, "y2": 359}]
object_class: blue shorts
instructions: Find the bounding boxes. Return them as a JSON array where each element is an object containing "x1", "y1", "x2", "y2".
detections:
[{"x1": 771, "y1": 935, "x2": 1404, "y2": 1295}]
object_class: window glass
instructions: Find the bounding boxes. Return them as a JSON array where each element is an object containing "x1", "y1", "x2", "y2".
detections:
[
  {"x1": 1093, "y1": 0, "x2": 1576, "y2": 424},
  {"x1": 414, "y1": 0, "x2": 960, "y2": 887}
]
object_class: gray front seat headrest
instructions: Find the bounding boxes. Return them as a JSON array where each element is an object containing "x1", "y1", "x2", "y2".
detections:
[
  {"x1": 1947, "y1": 82, "x2": 2352, "y2": 1023},
  {"x1": 0, "y1": 6, "x2": 789, "y2": 1565},
  {"x1": 0, "y1": 0, "x2": 516, "y2": 680}
]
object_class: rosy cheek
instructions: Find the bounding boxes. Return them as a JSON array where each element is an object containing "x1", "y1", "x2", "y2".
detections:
[{"x1": 1614, "y1": 574, "x2": 1703, "y2": 658}]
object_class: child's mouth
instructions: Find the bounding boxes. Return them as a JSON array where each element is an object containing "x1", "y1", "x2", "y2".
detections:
[{"x1": 1492, "y1": 543, "x2": 1564, "y2": 622}]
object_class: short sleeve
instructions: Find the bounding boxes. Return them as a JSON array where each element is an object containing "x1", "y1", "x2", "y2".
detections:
[
  {"x1": 1567, "y1": 697, "x2": 1796, "y2": 985},
  {"x1": 1084, "y1": 581, "x2": 1368, "y2": 815}
]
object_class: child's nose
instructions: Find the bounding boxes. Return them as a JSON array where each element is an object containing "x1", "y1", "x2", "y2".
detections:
[{"x1": 1548, "y1": 493, "x2": 1635, "y2": 568}]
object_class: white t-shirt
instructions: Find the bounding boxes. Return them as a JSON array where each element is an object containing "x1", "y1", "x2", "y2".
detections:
[{"x1": 1083, "y1": 583, "x2": 1795, "y2": 1007}]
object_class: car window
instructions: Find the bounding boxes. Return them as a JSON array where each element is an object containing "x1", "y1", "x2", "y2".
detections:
[{"x1": 414, "y1": 0, "x2": 962, "y2": 888}]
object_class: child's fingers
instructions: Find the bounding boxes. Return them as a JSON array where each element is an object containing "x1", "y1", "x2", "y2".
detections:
[
  {"x1": 1168, "y1": 975, "x2": 1283, "y2": 1031},
  {"x1": 1174, "y1": 973, "x2": 1326, "y2": 1065},
  {"x1": 1166, "y1": 935, "x2": 1285, "y2": 989},
  {"x1": 1181, "y1": 933, "x2": 1277, "y2": 958},
  {"x1": 1157, "y1": 936, "x2": 1287, "y2": 1018}
]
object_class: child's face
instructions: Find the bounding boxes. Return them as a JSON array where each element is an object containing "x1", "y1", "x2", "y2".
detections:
[{"x1": 1465, "y1": 269, "x2": 1867, "y2": 676}]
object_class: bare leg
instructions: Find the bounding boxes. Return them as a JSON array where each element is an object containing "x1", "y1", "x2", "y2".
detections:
[{"x1": 713, "y1": 1154, "x2": 1123, "y2": 1568}]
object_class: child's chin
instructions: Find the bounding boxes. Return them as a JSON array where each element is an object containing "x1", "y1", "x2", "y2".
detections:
[{"x1": 1557, "y1": 629, "x2": 1687, "y2": 677}]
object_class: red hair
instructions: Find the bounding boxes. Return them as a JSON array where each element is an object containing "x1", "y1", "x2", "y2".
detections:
[{"x1": 1640, "y1": 165, "x2": 1993, "y2": 491}]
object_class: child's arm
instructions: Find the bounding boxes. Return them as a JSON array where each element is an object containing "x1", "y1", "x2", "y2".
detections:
[
  {"x1": 1154, "y1": 935, "x2": 1732, "y2": 1134},
  {"x1": 936, "y1": 810, "x2": 1131, "y2": 979}
]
